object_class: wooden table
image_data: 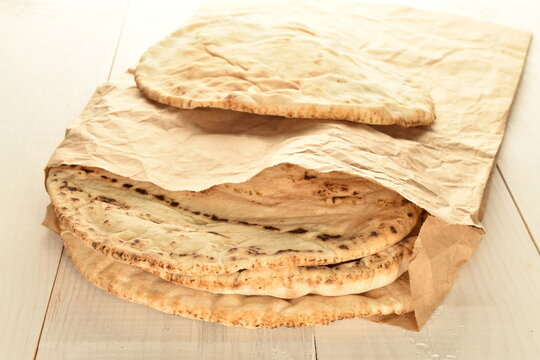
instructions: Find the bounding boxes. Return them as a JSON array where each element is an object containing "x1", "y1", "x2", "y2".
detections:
[{"x1": 1, "y1": 0, "x2": 538, "y2": 358}]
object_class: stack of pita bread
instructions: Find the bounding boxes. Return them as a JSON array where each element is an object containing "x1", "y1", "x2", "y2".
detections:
[{"x1": 45, "y1": 4, "x2": 437, "y2": 328}]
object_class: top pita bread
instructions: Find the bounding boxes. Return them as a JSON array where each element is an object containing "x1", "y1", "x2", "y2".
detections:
[
  {"x1": 135, "y1": 17, "x2": 435, "y2": 127},
  {"x1": 47, "y1": 164, "x2": 421, "y2": 276}
]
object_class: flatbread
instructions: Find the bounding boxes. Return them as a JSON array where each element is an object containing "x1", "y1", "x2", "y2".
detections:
[
  {"x1": 140, "y1": 236, "x2": 416, "y2": 299},
  {"x1": 47, "y1": 164, "x2": 421, "y2": 276},
  {"x1": 135, "y1": 17, "x2": 435, "y2": 127},
  {"x1": 62, "y1": 231, "x2": 413, "y2": 328}
]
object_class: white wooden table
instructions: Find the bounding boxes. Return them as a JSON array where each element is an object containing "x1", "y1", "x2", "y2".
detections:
[{"x1": 0, "y1": 0, "x2": 538, "y2": 359}]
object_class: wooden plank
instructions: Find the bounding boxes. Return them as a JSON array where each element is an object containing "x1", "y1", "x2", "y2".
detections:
[
  {"x1": 36, "y1": 250, "x2": 315, "y2": 360},
  {"x1": 0, "y1": 1, "x2": 128, "y2": 359},
  {"x1": 314, "y1": 170, "x2": 540, "y2": 359},
  {"x1": 36, "y1": 0, "x2": 315, "y2": 358}
]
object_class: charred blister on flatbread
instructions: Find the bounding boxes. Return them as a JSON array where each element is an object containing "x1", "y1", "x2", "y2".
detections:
[
  {"x1": 208, "y1": 231, "x2": 227, "y2": 238},
  {"x1": 288, "y1": 228, "x2": 308, "y2": 234},
  {"x1": 317, "y1": 234, "x2": 341, "y2": 241},
  {"x1": 96, "y1": 195, "x2": 116, "y2": 204},
  {"x1": 211, "y1": 214, "x2": 228, "y2": 222}
]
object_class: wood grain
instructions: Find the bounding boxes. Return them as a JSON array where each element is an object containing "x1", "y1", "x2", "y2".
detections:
[
  {"x1": 0, "y1": 1, "x2": 127, "y2": 358},
  {"x1": 314, "y1": 171, "x2": 540, "y2": 359}
]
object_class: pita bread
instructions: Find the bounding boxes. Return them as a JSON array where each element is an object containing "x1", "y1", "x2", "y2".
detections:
[
  {"x1": 62, "y1": 231, "x2": 413, "y2": 328},
  {"x1": 46, "y1": 164, "x2": 421, "y2": 276},
  {"x1": 140, "y1": 236, "x2": 416, "y2": 299},
  {"x1": 135, "y1": 17, "x2": 435, "y2": 127}
]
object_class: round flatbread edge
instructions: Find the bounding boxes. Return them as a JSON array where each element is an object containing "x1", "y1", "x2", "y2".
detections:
[{"x1": 62, "y1": 231, "x2": 413, "y2": 328}]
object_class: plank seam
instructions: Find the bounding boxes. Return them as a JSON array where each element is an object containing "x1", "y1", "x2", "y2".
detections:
[
  {"x1": 312, "y1": 328, "x2": 319, "y2": 360},
  {"x1": 32, "y1": 246, "x2": 64, "y2": 360},
  {"x1": 107, "y1": 0, "x2": 131, "y2": 81},
  {"x1": 496, "y1": 164, "x2": 539, "y2": 254}
]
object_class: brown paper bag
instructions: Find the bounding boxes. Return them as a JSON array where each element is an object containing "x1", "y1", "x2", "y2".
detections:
[{"x1": 43, "y1": 0, "x2": 530, "y2": 330}]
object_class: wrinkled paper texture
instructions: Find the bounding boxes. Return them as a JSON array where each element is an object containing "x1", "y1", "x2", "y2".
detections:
[{"x1": 45, "y1": 0, "x2": 530, "y2": 330}]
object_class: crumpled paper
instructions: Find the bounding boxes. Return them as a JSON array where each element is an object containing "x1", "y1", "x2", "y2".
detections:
[{"x1": 44, "y1": 0, "x2": 530, "y2": 330}]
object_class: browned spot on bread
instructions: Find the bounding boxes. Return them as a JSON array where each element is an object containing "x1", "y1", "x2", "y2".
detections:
[
  {"x1": 331, "y1": 196, "x2": 348, "y2": 203},
  {"x1": 275, "y1": 249, "x2": 302, "y2": 254},
  {"x1": 170, "y1": 201, "x2": 179, "y2": 207},
  {"x1": 135, "y1": 188, "x2": 148, "y2": 195},
  {"x1": 247, "y1": 247, "x2": 264, "y2": 255},
  {"x1": 110, "y1": 178, "x2": 117, "y2": 183},
  {"x1": 153, "y1": 194, "x2": 165, "y2": 201},
  {"x1": 339, "y1": 244, "x2": 349, "y2": 250},
  {"x1": 123, "y1": 183, "x2": 133, "y2": 188},
  {"x1": 60, "y1": 183, "x2": 80, "y2": 192},
  {"x1": 69, "y1": 164, "x2": 77, "y2": 168},
  {"x1": 407, "y1": 212, "x2": 413, "y2": 217},
  {"x1": 70, "y1": 197, "x2": 80, "y2": 202},
  {"x1": 370, "y1": 231, "x2": 378, "y2": 237},
  {"x1": 211, "y1": 215, "x2": 228, "y2": 222},
  {"x1": 81, "y1": 168, "x2": 94, "y2": 173},
  {"x1": 228, "y1": 247, "x2": 238, "y2": 253},
  {"x1": 288, "y1": 228, "x2": 308, "y2": 234},
  {"x1": 238, "y1": 221, "x2": 250, "y2": 225},
  {"x1": 96, "y1": 195, "x2": 116, "y2": 204},
  {"x1": 303, "y1": 172, "x2": 316, "y2": 180},
  {"x1": 263, "y1": 225, "x2": 280, "y2": 231},
  {"x1": 101, "y1": 175, "x2": 108, "y2": 179},
  {"x1": 192, "y1": 211, "x2": 200, "y2": 215},
  {"x1": 390, "y1": 226, "x2": 397, "y2": 233},
  {"x1": 317, "y1": 234, "x2": 341, "y2": 241},
  {"x1": 208, "y1": 231, "x2": 226, "y2": 238}
]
